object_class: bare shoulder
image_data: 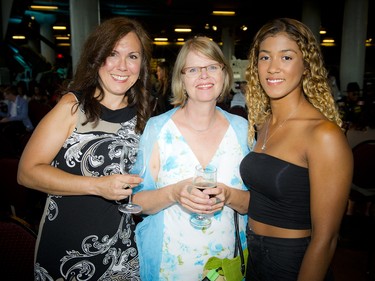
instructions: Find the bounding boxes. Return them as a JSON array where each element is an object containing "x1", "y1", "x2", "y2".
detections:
[
  {"x1": 33, "y1": 92, "x2": 79, "y2": 138},
  {"x1": 306, "y1": 118, "x2": 352, "y2": 160},
  {"x1": 21, "y1": 93, "x2": 80, "y2": 164},
  {"x1": 46, "y1": 92, "x2": 79, "y2": 121},
  {"x1": 54, "y1": 92, "x2": 79, "y2": 109},
  {"x1": 309, "y1": 120, "x2": 346, "y2": 145}
]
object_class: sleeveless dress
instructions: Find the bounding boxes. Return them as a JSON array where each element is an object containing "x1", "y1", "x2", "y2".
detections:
[
  {"x1": 159, "y1": 121, "x2": 245, "y2": 281},
  {"x1": 34, "y1": 95, "x2": 140, "y2": 281}
]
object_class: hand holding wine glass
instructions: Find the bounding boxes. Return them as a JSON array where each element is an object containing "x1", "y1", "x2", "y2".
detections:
[
  {"x1": 190, "y1": 164, "x2": 217, "y2": 229},
  {"x1": 118, "y1": 145, "x2": 145, "y2": 214}
]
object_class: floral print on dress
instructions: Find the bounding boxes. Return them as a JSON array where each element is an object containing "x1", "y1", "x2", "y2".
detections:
[{"x1": 155, "y1": 119, "x2": 246, "y2": 281}]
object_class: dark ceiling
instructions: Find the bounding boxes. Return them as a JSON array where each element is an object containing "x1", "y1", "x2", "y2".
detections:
[{"x1": 2, "y1": 0, "x2": 375, "y2": 74}]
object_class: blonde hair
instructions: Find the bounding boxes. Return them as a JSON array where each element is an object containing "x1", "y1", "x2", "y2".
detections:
[
  {"x1": 245, "y1": 18, "x2": 342, "y2": 148},
  {"x1": 171, "y1": 36, "x2": 233, "y2": 107}
]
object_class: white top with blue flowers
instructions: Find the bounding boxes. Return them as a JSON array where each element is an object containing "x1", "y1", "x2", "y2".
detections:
[{"x1": 157, "y1": 119, "x2": 246, "y2": 281}]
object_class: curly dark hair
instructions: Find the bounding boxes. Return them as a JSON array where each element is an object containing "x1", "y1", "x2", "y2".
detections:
[{"x1": 67, "y1": 16, "x2": 153, "y2": 133}]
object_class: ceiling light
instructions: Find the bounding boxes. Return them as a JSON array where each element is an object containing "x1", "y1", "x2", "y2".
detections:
[
  {"x1": 12, "y1": 35, "x2": 26, "y2": 40},
  {"x1": 177, "y1": 38, "x2": 185, "y2": 42},
  {"x1": 212, "y1": 26, "x2": 218, "y2": 31},
  {"x1": 212, "y1": 11, "x2": 235, "y2": 16},
  {"x1": 241, "y1": 25, "x2": 248, "y2": 31},
  {"x1": 56, "y1": 36, "x2": 70, "y2": 40},
  {"x1": 154, "y1": 38, "x2": 168, "y2": 41},
  {"x1": 53, "y1": 26, "x2": 67, "y2": 30},
  {"x1": 30, "y1": 5, "x2": 58, "y2": 11},
  {"x1": 153, "y1": 42, "x2": 170, "y2": 46},
  {"x1": 321, "y1": 38, "x2": 335, "y2": 47},
  {"x1": 174, "y1": 28, "x2": 191, "y2": 33}
]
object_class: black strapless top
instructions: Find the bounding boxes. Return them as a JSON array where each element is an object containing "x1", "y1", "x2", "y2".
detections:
[{"x1": 240, "y1": 152, "x2": 311, "y2": 229}]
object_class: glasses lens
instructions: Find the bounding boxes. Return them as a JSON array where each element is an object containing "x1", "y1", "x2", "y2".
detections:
[
  {"x1": 187, "y1": 67, "x2": 198, "y2": 76},
  {"x1": 182, "y1": 64, "x2": 222, "y2": 77},
  {"x1": 207, "y1": 64, "x2": 220, "y2": 73}
]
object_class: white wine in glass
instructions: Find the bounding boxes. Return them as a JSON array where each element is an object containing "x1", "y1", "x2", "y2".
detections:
[
  {"x1": 118, "y1": 145, "x2": 144, "y2": 214},
  {"x1": 190, "y1": 164, "x2": 217, "y2": 229}
]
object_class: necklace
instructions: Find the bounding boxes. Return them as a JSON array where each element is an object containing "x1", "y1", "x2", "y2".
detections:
[
  {"x1": 261, "y1": 100, "x2": 302, "y2": 151},
  {"x1": 184, "y1": 108, "x2": 216, "y2": 133}
]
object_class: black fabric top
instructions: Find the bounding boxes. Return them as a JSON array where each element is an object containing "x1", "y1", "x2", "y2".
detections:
[
  {"x1": 240, "y1": 152, "x2": 311, "y2": 230},
  {"x1": 101, "y1": 104, "x2": 137, "y2": 123},
  {"x1": 34, "y1": 92, "x2": 140, "y2": 280}
]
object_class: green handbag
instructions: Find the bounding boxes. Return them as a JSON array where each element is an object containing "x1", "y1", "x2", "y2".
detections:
[{"x1": 202, "y1": 211, "x2": 248, "y2": 281}]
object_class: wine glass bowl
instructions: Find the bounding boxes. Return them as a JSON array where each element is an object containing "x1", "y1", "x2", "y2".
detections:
[
  {"x1": 190, "y1": 164, "x2": 217, "y2": 229},
  {"x1": 118, "y1": 145, "x2": 144, "y2": 214}
]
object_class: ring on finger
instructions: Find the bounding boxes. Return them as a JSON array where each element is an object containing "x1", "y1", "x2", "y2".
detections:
[{"x1": 123, "y1": 184, "x2": 131, "y2": 189}]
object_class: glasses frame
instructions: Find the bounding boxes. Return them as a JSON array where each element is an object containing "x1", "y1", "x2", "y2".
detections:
[{"x1": 181, "y1": 63, "x2": 224, "y2": 78}]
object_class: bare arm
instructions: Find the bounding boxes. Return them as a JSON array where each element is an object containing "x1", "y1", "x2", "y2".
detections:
[
  {"x1": 297, "y1": 122, "x2": 353, "y2": 281},
  {"x1": 219, "y1": 184, "x2": 250, "y2": 214},
  {"x1": 17, "y1": 93, "x2": 141, "y2": 201}
]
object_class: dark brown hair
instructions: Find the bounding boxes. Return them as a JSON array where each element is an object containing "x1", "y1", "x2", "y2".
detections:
[{"x1": 67, "y1": 16, "x2": 152, "y2": 133}]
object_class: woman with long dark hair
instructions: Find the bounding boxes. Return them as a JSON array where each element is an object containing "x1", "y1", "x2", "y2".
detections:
[{"x1": 18, "y1": 17, "x2": 152, "y2": 280}]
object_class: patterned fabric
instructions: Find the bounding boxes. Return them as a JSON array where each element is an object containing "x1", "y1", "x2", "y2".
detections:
[
  {"x1": 34, "y1": 97, "x2": 140, "y2": 281},
  {"x1": 135, "y1": 107, "x2": 250, "y2": 281}
]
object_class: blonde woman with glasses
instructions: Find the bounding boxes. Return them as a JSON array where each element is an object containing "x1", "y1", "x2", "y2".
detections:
[{"x1": 132, "y1": 36, "x2": 250, "y2": 280}]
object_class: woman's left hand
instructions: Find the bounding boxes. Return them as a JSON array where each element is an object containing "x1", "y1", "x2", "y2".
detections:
[{"x1": 204, "y1": 183, "x2": 226, "y2": 213}]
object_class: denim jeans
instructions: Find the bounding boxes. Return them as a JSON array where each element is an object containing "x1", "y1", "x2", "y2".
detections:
[{"x1": 246, "y1": 229, "x2": 334, "y2": 281}]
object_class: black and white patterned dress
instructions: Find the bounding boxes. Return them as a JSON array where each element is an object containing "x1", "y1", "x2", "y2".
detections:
[{"x1": 34, "y1": 96, "x2": 140, "y2": 281}]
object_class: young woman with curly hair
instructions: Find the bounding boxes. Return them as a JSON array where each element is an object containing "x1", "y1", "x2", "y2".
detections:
[{"x1": 240, "y1": 18, "x2": 353, "y2": 281}]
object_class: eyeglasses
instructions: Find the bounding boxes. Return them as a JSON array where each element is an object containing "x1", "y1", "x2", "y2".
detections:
[{"x1": 181, "y1": 63, "x2": 224, "y2": 77}]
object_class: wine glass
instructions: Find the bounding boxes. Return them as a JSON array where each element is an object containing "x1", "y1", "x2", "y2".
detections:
[
  {"x1": 190, "y1": 164, "x2": 217, "y2": 229},
  {"x1": 118, "y1": 145, "x2": 144, "y2": 214}
]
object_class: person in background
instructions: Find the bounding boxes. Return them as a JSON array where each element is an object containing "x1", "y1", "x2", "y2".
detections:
[
  {"x1": 0, "y1": 85, "x2": 34, "y2": 132},
  {"x1": 29, "y1": 80, "x2": 49, "y2": 104},
  {"x1": 151, "y1": 60, "x2": 173, "y2": 115},
  {"x1": 229, "y1": 80, "x2": 248, "y2": 119},
  {"x1": 17, "y1": 16, "x2": 152, "y2": 280},
  {"x1": 133, "y1": 36, "x2": 250, "y2": 281},
  {"x1": 16, "y1": 80, "x2": 30, "y2": 100},
  {"x1": 230, "y1": 81, "x2": 247, "y2": 109},
  {"x1": 0, "y1": 86, "x2": 7, "y2": 116},
  {"x1": 240, "y1": 18, "x2": 353, "y2": 281},
  {"x1": 341, "y1": 82, "x2": 366, "y2": 130}
]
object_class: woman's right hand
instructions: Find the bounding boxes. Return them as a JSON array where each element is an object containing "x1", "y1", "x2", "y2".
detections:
[
  {"x1": 174, "y1": 179, "x2": 218, "y2": 214},
  {"x1": 95, "y1": 174, "x2": 143, "y2": 201}
]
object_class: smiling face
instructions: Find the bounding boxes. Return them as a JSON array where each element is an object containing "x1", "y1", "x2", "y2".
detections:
[
  {"x1": 182, "y1": 51, "x2": 224, "y2": 104},
  {"x1": 98, "y1": 32, "x2": 142, "y2": 97},
  {"x1": 257, "y1": 32, "x2": 305, "y2": 100}
]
